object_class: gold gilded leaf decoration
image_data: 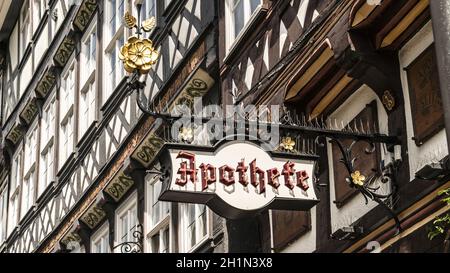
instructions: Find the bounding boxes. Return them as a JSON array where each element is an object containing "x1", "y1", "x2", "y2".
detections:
[
  {"x1": 124, "y1": 11, "x2": 137, "y2": 29},
  {"x1": 142, "y1": 17, "x2": 156, "y2": 32}
]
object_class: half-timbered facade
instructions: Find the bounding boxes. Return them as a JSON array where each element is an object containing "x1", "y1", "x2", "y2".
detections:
[{"x1": 0, "y1": 0, "x2": 449, "y2": 253}]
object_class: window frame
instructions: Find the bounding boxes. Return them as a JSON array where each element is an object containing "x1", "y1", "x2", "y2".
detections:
[
  {"x1": 224, "y1": 0, "x2": 263, "y2": 56},
  {"x1": 21, "y1": 121, "x2": 39, "y2": 219},
  {"x1": 79, "y1": 17, "x2": 97, "y2": 136},
  {"x1": 114, "y1": 191, "x2": 139, "y2": 252},
  {"x1": 103, "y1": 0, "x2": 128, "y2": 104},
  {"x1": 20, "y1": 0, "x2": 32, "y2": 58},
  {"x1": 0, "y1": 183, "x2": 8, "y2": 243},
  {"x1": 39, "y1": 93, "x2": 56, "y2": 197},
  {"x1": 91, "y1": 223, "x2": 110, "y2": 253},
  {"x1": 178, "y1": 203, "x2": 211, "y2": 253},
  {"x1": 8, "y1": 146, "x2": 23, "y2": 234},
  {"x1": 32, "y1": 0, "x2": 47, "y2": 34},
  {"x1": 145, "y1": 172, "x2": 171, "y2": 253},
  {"x1": 80, "y1": 18, "x2": 97, "y2": 86},
  {"x1": 59, "y1": 56, "x2": 76, "y2": 169}
]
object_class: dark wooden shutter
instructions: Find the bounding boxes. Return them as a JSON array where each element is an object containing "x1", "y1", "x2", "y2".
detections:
[
  {"x1": 332, "y1": 101, "x2": 379, "y2": 208},
  {"x1": 272, "y1": 210, "x2": 311, "y2": 251},
  {"x1": 406, "y1": 45, "x2": 444, "y2": 146}
]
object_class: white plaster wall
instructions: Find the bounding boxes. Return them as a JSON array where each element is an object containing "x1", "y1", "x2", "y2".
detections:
[
  {"x1": 398, "y1": 21, "x2": 448, "y2": 179},
  {"x1": 328, "y1": 84, "x2": 391, "y2": 233}
]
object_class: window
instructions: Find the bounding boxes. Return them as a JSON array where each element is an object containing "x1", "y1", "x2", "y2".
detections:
[
  {"x1": 8, "y1": 148, "x2": 23, "y2": 233},
  {"x1": 145, "y1": 173, "x2": 170, "y2": 253},
  {"x1": 0, "y1": 185, "x2": 8, "y2": 243},
  {"x1": 225, "y1": 0, "x2": 261, "y2": 52},
  {"x1": 142, "y1": 0, "x2": 157, "y2": 19},
  {"x1": 20, "y1": 0, "x2": 32, "y2": 56},
  {"x1": 180, "y1": 204, "x2": 208, "y2": 252},
  {"x1": 39, "y1": 96, "x2": 56, "y2": 196},
  {"x1": 105, "y1": 35, "x2": 125, "y2": 101},
  {"x1": 81, "y1": 24, "x2": 97, "y2": 84},
  {"x1": 59, "y1": 114, "x2": 74, "y2": 168},
  {"x1": 115, "y1": 192, "x2": 139, "y2": 252},
  {"x1": 21, "y1": 173, "x2": 35, "y2": 217},
  {"x1": 91, "y1": 223, "x2": 110, "y2": 253},
  {"x1": 59, "y1": 60, "x2": 76, "y2": 168},
  {"x1": 104, "y1": 0, "x2": 127, "y2": 102},
  {"x1": 22, "y1": 124, "x2": 38, "y2": 218},
  {"x1": 79, "y1": 82, "x2": 96, "y2": 138},
  {"x1": 32, "y1": 0, "x2": 46, "y2": 33},
  {"x1": 60, "y1": 61, "x2": 76, "y2": 111},
  {"x1": 80, "y1": 22, "x2": 97, "y2": 139},
  {"x1": 107, "y1": 0, "x2": 125, "y2": 39}
]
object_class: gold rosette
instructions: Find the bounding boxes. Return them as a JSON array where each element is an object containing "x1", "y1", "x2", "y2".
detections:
[{"x1": 119, "y1": 36, "x2": 160, "y2": 74}]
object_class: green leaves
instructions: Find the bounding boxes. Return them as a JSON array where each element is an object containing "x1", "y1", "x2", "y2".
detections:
[{"x1": 427, "y1": 187, "x2": 450, "y2": 241}]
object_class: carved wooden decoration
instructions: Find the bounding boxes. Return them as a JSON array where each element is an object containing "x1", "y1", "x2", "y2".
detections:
[
  {"x1": 406, "y1": 45, "x2": 444, "y2": 146},
  {"x1": 60, "y1": 232, "x2": 82, "y2": 249},
  {"x1": 104, "y1": 171, "x2": 135, "y2": 202},
  {"x1": 6, "y1": 125, "x2": 24, "y2": 145},
  {"x1": 80, "y1": 204, "x2": 106, "y2": 229},
  {"x1": 19, "y1": 99, "x2": 39, "y2": 125},
  {"x1": 382, "y1": 90, "x2": 395, "y2": 111},
  {"x1": 53, "y1": 37, "x2": 76, "y2": 67},
  {"x1": 169, "y1": 68, "x2": 215, "y2": 112},
  {"x1": 35, "y1": 70, "x2": 57, "y2": 98},
  {"x1": 73, "y1": 0, "x2": 97, "y2": 32},
  {"x1": 132, "y1": 134, "x2": 165, "y2": 167}
]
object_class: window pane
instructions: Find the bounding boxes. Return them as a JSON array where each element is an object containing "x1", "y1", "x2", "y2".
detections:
[
  {"x1": 0, "y1": 188, "x2": 6, "y2": 241},
  {"x1": 162, "y1": 228, "x2": 169, "y2": 253},
  {"x1": 233, "y1": 0, "x2": 244, "y2": 38},
  {"x1": 250, "y1": 0, "x2": 260, "y2": 12},
  {"x1": 199, "y1": 205, "x2": 207, "y2": 238},
  {"x1": 151, "y1": 233, "x2": 160, "y2": 253},
  {"x1": 120, "y1": 214, "x2": 128, "y2": 242}
]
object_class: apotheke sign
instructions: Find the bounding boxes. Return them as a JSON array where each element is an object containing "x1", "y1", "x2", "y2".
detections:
[{"x1": 159, "y1": 140, "x2": 319, "y2": 219}]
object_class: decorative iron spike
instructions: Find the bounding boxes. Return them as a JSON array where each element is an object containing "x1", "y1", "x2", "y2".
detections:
[{"x1": 360, "y1": 119, "x2": 365, "y2": 134}]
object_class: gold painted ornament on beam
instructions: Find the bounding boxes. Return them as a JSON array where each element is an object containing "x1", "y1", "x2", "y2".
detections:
[
  {"x1": 280, "y1": 137, "x2": 296, "y2": 152},
  {"x1": 119, "y1": 36, "x2": 159, "y2": 74},
  {"x1": 142, "y1": 17, "x2": 156, "y2": 32},
  {"x1": 119, "y1": 11, "x2": 159, "y2": 75},
  {"x1": 123, "y1": 12, "x2": 157, "y2": 33}
]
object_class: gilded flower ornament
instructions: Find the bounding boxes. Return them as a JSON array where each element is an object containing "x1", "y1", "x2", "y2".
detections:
[
  {"x1": 119, "y1": 36, "x2": 159, "y2": 74},
  {"x1": 351, "y1": 171, "x2": 366, "y2": 186},
  {"x1": 280, "y1": 137, "x2": 296, "y2": 152},
  {"x1": 179, "y1": 127, "x2": 194, "y2": 143}
]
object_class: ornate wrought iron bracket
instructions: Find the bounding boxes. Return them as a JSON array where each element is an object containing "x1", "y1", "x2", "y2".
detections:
[
  {"x1": 112, "y1": 224, "x2": 144, "y2": 253},
  {"x1": 317, "y1": 135, "x2": 402, "y2": 234},
  {"x1": 129, "y1": 80, "x2": 403, "y2": 236},
  {"x1": 126, "y1": 69, "x2": 404, "y2": 234},
  {"x1": 119, "y1": 0, "x2": 404, "y2": 236}
]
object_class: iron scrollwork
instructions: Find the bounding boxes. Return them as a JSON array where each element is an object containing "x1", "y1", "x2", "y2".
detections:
[
  {"x1": 316, "y1": 135, "x2": 402, "y2": 233},
  {"x1": 112, "y1": 224, "x2": 144, "y2": 253}
]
